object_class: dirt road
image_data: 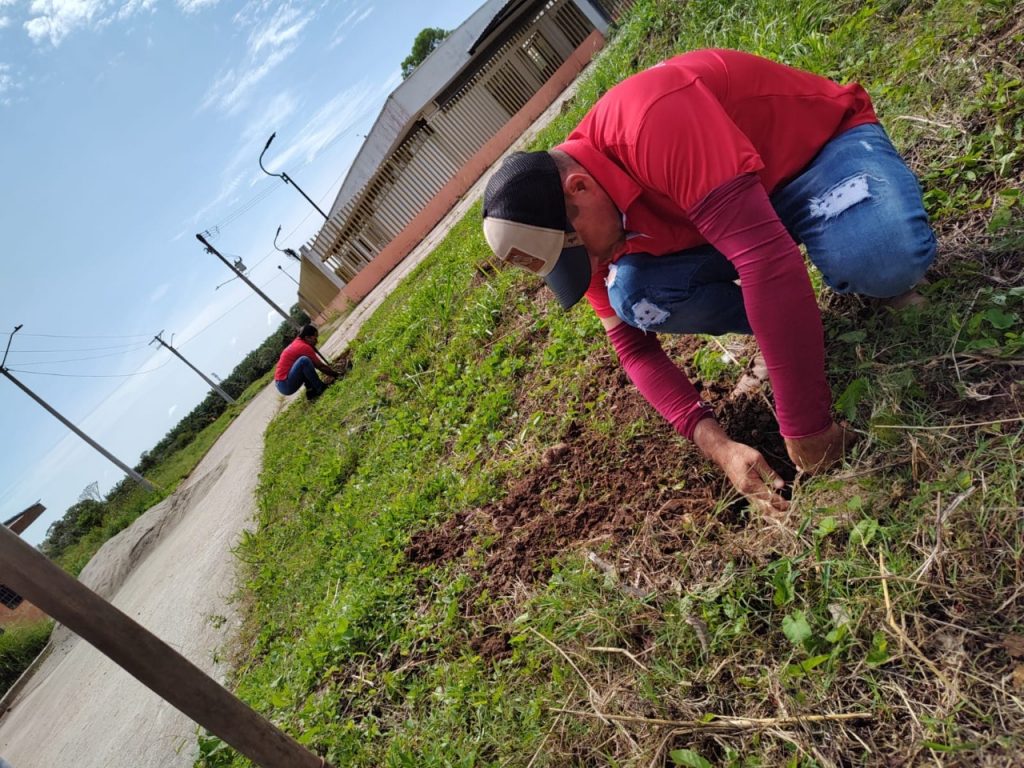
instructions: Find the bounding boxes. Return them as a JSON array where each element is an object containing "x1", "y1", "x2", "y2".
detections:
[{"x1": 0, "y1": 82, "x2": 581, "y2": 768}]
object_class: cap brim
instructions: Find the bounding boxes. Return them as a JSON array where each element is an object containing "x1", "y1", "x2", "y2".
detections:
[{"x1": 543, "y1": 245, "x2": 591, "y2": 310}]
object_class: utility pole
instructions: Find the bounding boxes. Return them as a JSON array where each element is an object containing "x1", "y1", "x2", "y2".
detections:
[
  {"x1": 151, "y1": 332, "x2": 236, "y2": 405},
  {"x1": 0, "y1": 525, "x2": 333, "y2": 768},
  {"x1": 0, "y1": 325, "x2": 155, "y2": 492},
  {"x1": 196, "y1": 233, "x2": 300, "y2": 331}
]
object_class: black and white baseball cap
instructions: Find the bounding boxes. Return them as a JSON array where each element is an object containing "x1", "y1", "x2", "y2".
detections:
[{"x1": 482, "y1": 151, "x2": 591, "y2": 309}]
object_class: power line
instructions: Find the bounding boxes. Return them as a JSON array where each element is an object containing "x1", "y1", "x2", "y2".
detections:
[
  {"x1": 178, "y1": 270, "x2": 288, "y2": 348},
  {"x1": 241, "y1": 152, "x2": 354, "y2": 275},
  {"x1": 176, "y1": 291, "x2": 257, "y2": 349},
  {"x1": 6, "y1": 358, "x2": 173, "y2": 379},
  {"x1": 8, "y1": 340, "x2": 154, "y2": 353},
  {"x1": 215, "y1": 184, "x2": 281, "y2": 231},
  {"x1": 195, "y1": 119, "x2": 364, "y2": 297},
  {"x1": 199, "y1": 111, "x2": 371, "y2": 237},
  {"x1": 151, "y1": 332, "x2": 235, "y2": 405},
  {"x1": 6, "y1": 331, "x2": 152, "y2": 340},
  {"x1": 1, "y1": 325, "x2": 156, "y2": 492},
  {"x1": 10, "y1": 342, "x2": 153, "y2": 366}
]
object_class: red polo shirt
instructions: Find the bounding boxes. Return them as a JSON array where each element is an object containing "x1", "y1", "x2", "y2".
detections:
[
  {"x1": 275, "y1": 338, "x2": 317, "y2": 381},
  {"x1": 557, "y1": 48, "x2": 877, "y2": 317},
  {"x1": 557, "y1": 50, "x2": 878, "y2": 439}
]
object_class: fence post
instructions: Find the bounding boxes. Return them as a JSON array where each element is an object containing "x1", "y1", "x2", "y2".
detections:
[{"x1": 0, "y1": 525, "x2": 332, "y2": 768}]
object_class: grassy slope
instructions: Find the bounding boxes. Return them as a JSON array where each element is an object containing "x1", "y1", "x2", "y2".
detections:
[{"x1": 202, "y1": 1, "x2": 1023, "y2": 765}]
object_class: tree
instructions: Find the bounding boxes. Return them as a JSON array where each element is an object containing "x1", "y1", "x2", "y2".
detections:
[
  {"x1": 78, "y1": 481, "x2": 102, "y2": 503},
  {"x1": 41, "y1": 499, "x2": 107, "y2": 557},
  {"x1": 401, "y1": 27, "x2": 451, "y2": 79}
]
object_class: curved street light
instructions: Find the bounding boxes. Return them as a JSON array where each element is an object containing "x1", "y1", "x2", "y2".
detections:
[
  {"x1": 258, "y1": 133, "x2": 329, "y2": 221},
  {"x1": 273, "y1": 225, "x2": 300, "y2": 261}
]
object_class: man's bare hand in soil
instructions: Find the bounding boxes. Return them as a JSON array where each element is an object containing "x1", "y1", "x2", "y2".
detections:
[
  {"x1": 784, "y1": 421, "x2": 856, "y2": 473},
  {"x1": 693, "y1": 418, "x2": 788, "y2": 512}
]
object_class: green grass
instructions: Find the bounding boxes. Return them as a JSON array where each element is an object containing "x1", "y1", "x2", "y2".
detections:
[
  {"x1": 0, "y1": 621, "x2": 53, "y2": 696},
  {"x1": 200, "y1": 1, "x2": 1024, "y2": 765}
]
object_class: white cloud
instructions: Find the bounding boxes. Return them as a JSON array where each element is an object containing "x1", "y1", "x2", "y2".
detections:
[
  {"x1": 266, "y1": 310, "x2": 276, "y2": 326},
  {"x1": 328, "y1": 3, "x2": 373, "y2": 49},
  {"x1": 201, "y1": 47, "x2": 290, "y2": 115},
  {"x1": 188, "y1": 72, "x2": 390, "y2": 238},
  {"x1": 186, "y1": 89, "x2": 296, "y2": 228},
  {"x1": 116, "y1": 0, "x2": 156, "y2": 22},
  {"x1": 149, "y1": 282, "x2": 171, "y2": 302},
  {"x1": 0, "y1": 62, "x2": 17, "y2": 106},
  {"x1": 190, "y1": 171, "x2": 244, "y2": 226},
  {"x1": 0, "y1": 17, "x2": 11, "y2": 29},
  {"x1": 200, "y1": 3, "x2": 314, "y2": 116},
  {"x1": 251, "y1": 78, "x2": 392, "y2": 178},
  {"x1": 177, "y1": 0, "x2": 219, "y2": 13},
  {"x1": 248, "y1": 4, "x2": 307, "y2": 56},
  {"x1": 167, "y1": 403, "x2": 178, "y2": 417},
  {"x1": 24, "y1": 0, "x2": 155, "y2": 46},
  {"x1": 231, "y1": 0, "x2": 272, "y2": 27}
]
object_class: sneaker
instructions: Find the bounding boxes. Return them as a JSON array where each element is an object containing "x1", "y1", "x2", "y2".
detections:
[{"x1": 877, "y1": 289, "x2": 928, "y2": 310}]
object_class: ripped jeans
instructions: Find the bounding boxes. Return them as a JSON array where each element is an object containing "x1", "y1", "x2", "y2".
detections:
[{"x1": 607, "y1": 123, "x2": 937, "y2": 335}]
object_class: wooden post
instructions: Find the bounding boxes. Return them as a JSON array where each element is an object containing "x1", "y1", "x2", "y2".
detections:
[{"x1": 0, "y1": 525, "x2": 332, "y2": 768}]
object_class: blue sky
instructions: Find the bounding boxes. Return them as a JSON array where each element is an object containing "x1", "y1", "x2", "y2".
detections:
[{"x1": 0, "y1": 0, "x2": 484, "y2": 545}]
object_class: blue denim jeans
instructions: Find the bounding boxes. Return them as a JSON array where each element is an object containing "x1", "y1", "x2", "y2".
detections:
[
  {"x1": 607, "y1": 123, "x2": 937, "y2": 334},
  {"x1": 274, "y1": 356, "x2": 325, "y2": 398}
]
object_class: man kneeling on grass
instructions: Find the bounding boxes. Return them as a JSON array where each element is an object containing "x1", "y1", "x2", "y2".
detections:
[
  {"x1": 482, "y1": 49, "x2": 936, "y2": 511},
  {"x1": 274, "y1": 324, "x2": 340, "y2": 402}
]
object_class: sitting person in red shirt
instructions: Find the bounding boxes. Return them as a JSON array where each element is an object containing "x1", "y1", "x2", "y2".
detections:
[
  {"x1": 482, "y1": 49, "x2": 935, "y2": 511},
  {"x1": 274, "y1": 324, "x2": 339, "y2": 402}
]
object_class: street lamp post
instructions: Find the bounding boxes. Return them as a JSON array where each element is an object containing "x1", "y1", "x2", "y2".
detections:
[
  {"x1": 258, "y1": 133, "x2": 329, "y2": 221},
  {"x1": 273, "y1": 225, "x2": 300, "y2": 261}
]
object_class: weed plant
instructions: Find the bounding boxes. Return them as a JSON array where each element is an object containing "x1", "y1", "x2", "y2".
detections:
[{"x1": 201, "y1": 1, "x2": 1023, "y2": 765}]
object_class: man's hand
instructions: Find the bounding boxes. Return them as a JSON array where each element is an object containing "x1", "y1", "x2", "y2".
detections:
[
  {"x1": 784, "y1": 421, "x2": 855, "y2": 474},
  {"x1": 693, "y1": 418, "x2": 788, "y2": 512}
]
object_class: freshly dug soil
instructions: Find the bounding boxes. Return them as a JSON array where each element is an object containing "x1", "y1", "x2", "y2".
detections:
[{"x1": 407, "y1": 336, "x2": 795, "y2": 616}]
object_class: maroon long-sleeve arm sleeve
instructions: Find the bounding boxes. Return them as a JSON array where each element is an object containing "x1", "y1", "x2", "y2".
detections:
[
  {"x1": 606, "y1": 322, "x2": 715, "y2": 440},
  {"x1": 687, "y1": 173, "x2": 832, "y2": 438}
]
